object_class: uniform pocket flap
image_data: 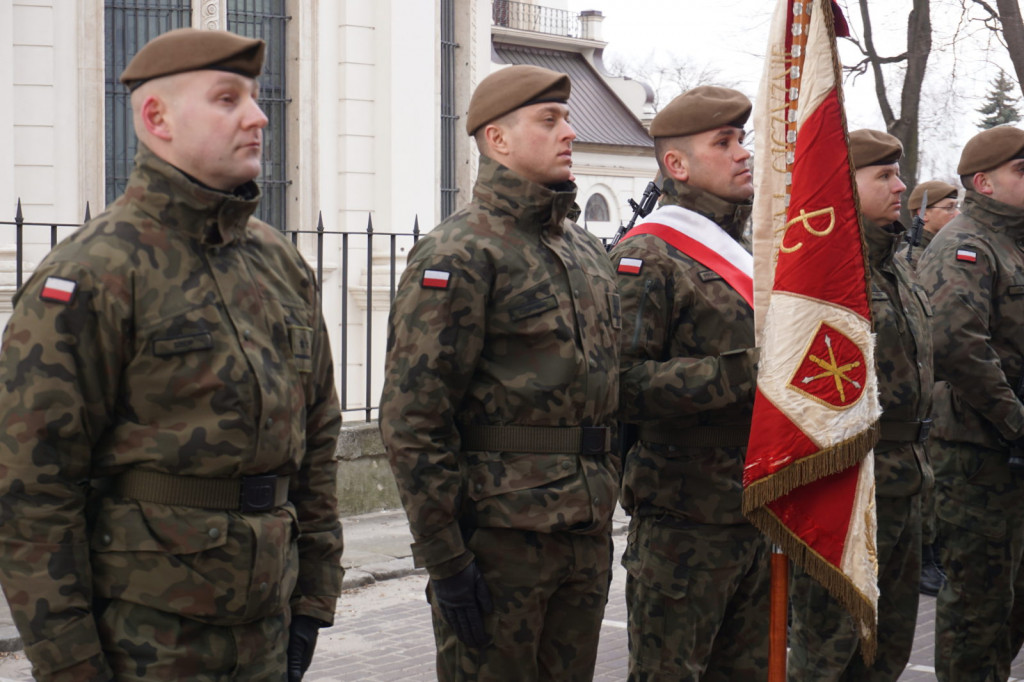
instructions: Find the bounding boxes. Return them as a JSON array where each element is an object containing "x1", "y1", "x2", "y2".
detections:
[
  {"x1": 936, "y1": 497, "x2": 1006, "y2": 539},
  {"x1": 466, "y1": 451, "x2": 577, "y2": 501},
  {"x1": 91, "y1": 502, "x2": 230, "y2": 555}
]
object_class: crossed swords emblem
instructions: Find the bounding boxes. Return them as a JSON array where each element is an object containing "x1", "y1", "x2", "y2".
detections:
[{"x1": 800, "y1": 333, "x2": 862, "y2": 403}]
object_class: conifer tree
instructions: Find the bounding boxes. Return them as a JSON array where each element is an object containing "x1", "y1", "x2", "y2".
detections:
[{"x1": 978, "y1": 70, "x2": 1022, "y2": 129}]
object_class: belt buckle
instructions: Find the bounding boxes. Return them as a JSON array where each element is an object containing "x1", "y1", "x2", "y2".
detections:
[
  {"x1": 240, "y1": 474, "x2": 277, "y2": 512},
  {"x1": 580, "y1": 427, "x2": 609, "y2": 456},
  {"x1": 917, "y1": 418, "x2": 933, "y2": 443}
]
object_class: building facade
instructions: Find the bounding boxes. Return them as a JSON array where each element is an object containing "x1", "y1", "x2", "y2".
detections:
[{"x1": 0, "y1": 0, "x2": 656, "y2": 418}]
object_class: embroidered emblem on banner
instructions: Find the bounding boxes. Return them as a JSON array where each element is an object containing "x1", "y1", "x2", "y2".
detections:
[
  {"x1": 955, "y1": 249, "x2": 977, "y2": 263},
  {"x1": 617, "y1": 257, "x2": 643, "y2": 275},
  {"x1": 39, "y1": 276, "x2": 77, "y2": 304},
  {"x1": 422, "y1": 269, "x2": 451, "y2": 289},
  {"x1": 788, "y1": 322, "x2": 867, "y2": 408}
]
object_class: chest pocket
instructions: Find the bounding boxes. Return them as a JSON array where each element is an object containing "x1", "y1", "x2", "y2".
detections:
[
  {"x1": 871, "y1": 287, "x2": 906, "y2": 336},
  {"x1": 509, "y1": 291, "x2": 558, "y2": 321}
]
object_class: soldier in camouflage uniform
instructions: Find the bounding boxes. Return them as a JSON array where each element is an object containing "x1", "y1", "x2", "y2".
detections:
[
  {"x1": 898, "y1": 180, "x2": 960, "y2": 270},
  {"x1": 0, "y1": 29, "x2": 343, "y2": 682},
  {"x1": 378, "y1": 65, "x2": 621, "y2": 681},
  {"x1": 917, "y1": 126, "x2": 1024, "y2": 681},
  {"x1": 897, "y1": 179, "x2": 959, "y2": 598},
  {"x1": 609, "y1": 86, "x2": 769, "y2": 681},
  {"x1": 788, "y1": 129, "x2": 934, "y2": 681}
]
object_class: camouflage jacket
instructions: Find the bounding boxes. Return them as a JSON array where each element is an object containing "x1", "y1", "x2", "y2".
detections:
[
  {"x1": 864, "y1": 219, "x2": 934, "y2": 497},
  {"x1": 610, "y1": 180, "x2": 758, "y2": 525},
  {"x1": 895, "y1": 224, "x2": 935, "y2": 271},
  {"x1": 378, "y1": 156, "x2": 621, "y2": 580},
  {"x1": 0, "y1": 145, "x2": 343, "y2": 679},
  {"x1": 918, "y1": 191, "x2": 1024, "y2": 451}
]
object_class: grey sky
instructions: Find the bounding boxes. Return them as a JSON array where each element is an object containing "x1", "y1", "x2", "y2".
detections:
[{"x1": 565, "y1": 0, "x2": 1021, "y2": 180}]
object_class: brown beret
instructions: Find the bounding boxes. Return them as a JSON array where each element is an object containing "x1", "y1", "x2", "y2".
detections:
[
  {"x1": 957, "y1": 126, "x2": 1024, "y2": 175},
  {"x1": 908, "y1": 180, "x2": 958, "y2": 211},
  {"x1": 649, "y1": 86, "x2": 751, "y2": 138},
  {"x1": 466, "y1": 65, "x2": 571, "y2": 136},
  {"x1": 120, "y1": 28, "x2": 265, "y2": 90},
  {"x1": 849, "y1": 129, "x2": 903, "y2": 169}
]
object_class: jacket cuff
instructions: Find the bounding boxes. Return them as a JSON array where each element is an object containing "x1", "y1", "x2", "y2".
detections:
[
  {"x1": 24, "y1": 626, "x2": 111, "y2": 681},
  {"x1": 721, "y1": 347, "x2": 759, "y2": 396},
  {"x1": 410, "y1": 522, "x2": 471, "y2": 579},
  {"x1": 290, "y1": 594, "x2": 339, "y2": 627}
]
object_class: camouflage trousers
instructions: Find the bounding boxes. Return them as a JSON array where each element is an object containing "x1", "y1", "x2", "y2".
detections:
[
  {"x1": 788, "y1": 494, "x2": 921, "y2": 682},
  {"x1": 93, "y1": 598, "x2": 288, "y2": 681},
  {"x1": 931, "y1": 439, "x2": 1024, "y2": 681},
  {"x1": 429, "y1": 527, "x2": 612, "y2": 681},
  {"x1": 622, "y1": 516, "x2": 770, "y2": 681},
  {"x1": 921, "y1": 442, "x2": 937, "y2": 546}
]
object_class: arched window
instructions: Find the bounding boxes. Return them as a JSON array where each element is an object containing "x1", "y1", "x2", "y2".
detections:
[{"x1": 585, "y1": 194, "x2": 610, "y2": 223}]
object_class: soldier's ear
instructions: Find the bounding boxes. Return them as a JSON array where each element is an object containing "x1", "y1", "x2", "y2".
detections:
[
  {"x1": 139, "y1": 94, "x2": 173, "y2": 142},
  {"x1": 972, "y1": 171, "x2": 993, "y2": 196},
  {"x1": 483, "y1": 123, "x2": 510, "y2": 157},
  {"x1": 663, "y1": 148, "x2": 689, "y2": 183}
]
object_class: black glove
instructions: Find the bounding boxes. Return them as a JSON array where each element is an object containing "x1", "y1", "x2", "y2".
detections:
[
  {"x1": 431, "y1": 561, "x2": 494, "y2": 647},
  {"x1": 287, "y1": 615, "x2": 326, "y2": 682}
]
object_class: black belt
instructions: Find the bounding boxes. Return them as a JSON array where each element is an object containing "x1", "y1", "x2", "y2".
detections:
[
  {"x1": 638, "y1": 424, "x2": 751, "y2": 448},
  {"x1": 111, "y1": 470, "x2": 290, "y2": 512},
  {"x1": 879, "y1": 419, "x2": 933, "y2": 444},
  {"x1": 460, "y1": 425, "x2": 611, "y2": 455}
]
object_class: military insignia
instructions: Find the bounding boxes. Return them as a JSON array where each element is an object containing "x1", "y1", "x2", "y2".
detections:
[
  {"x1": 422, "y1": 269, "x2": 451, "y2": 289},
  {"x1": 788, "y1": 322, "x2": 867, "y2": 409},
  {"x1": 617, "y1": 257, "x2": 643, "y2": 275},
  {"x1": 955, "y1": 249, "x2": 977, "y2": 263},
  {"x1": 39, "y1": 276, "x2": 77, "y2": 304}
]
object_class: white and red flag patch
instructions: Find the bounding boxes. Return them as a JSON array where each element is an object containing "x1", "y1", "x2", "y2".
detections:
[
  {"x1": 421, "y1": 269, "x2": 451, "y2": 289},
  {"x1": 746, "y1": 0, "x2": 879, "y2": 663},
  {"x1": 39, "y1": 276, "x2": 77, "y2": 304},
  {"x1": 617, "y1": 257, "x2": 643, "y2": 275},
  {"x1": 956, "y1": 249, "x2": 977, "y2": 263}
]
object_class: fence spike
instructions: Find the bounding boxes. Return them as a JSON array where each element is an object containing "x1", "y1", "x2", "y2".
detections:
[
  {"x1": 15, "y1": 198, "x2": 23, "y2": 223},
  {"x1": 413, "y1": 214, "x2": 420, "y2": 237},
  {"x1": 83, "y1": 202, "x2": 91, "y2": 223},
  {"x1": 366, "y1": 213, "x2": 374, "y2": 234},
  {"x1": 317, "y1": 211, "x2": 325, "y2": 232}
]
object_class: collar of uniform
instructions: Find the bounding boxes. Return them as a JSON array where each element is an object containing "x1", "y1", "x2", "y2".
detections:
[
  {"x1": 657, "y1": 177, "x2": 752, "y2": 241},
  {"x1": 128, "y1": 143, "x2": 262, "y2": 246},
  {"x1": 862, "y1": 217, "x2": 905, "y2": 266},
  {"x1": 961, "y1": 190, "x2": 1024, "y2": 231},
  {"x1": 472, "y1": 155, "x2": 577, "y2": 235}
]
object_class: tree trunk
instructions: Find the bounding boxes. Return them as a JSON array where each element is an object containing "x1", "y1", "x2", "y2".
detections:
[{"x1": 996, "y1": 0, "x2": 1024, "y2": 89}]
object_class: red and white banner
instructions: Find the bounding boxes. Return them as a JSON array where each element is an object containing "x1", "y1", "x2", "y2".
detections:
[
  {"x1": 744, "y1": 0, "x2": 880, "y2": 661},
  {"x1": 622, "y1": 204, "x2": 754, "y2": 306}
]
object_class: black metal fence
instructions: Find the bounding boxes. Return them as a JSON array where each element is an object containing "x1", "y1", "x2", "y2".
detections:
[{"x1": 1, "y1": 200, "x2": 422, "y2": 423}]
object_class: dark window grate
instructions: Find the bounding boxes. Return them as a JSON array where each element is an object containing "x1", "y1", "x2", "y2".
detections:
[
  {"x1": 440, "y1": 0, "x2": 458, "y2": 219},
  {"x1": 104, "y1": 1, "x2": 192, "y2": 206},
  {"x1": 228, "y1": 0, "x2": 290, "y2": 230}
]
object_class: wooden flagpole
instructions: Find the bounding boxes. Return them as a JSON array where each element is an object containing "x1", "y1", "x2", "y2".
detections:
[{"x1": 769, "y1": 547, "x2": 789, "y2": 681}]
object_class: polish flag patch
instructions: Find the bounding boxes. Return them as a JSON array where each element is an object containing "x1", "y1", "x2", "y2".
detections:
[
  {"x1": 955, "y1": 249, "x2": 977, "y2": 263},
  {"x1": 617, "y1": 257, "x2": 643, "y2": 275},
  {"x1": 422, "y1": 269, "x2": 451, "y2": 289},
  {"x1": 39, "y1": 276, "x2": 77, "y2": 304}
]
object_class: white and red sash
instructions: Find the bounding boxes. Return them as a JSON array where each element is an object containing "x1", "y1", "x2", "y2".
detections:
[{"x1": 622, "y1": 204, "x2": 753, "y2": 307}]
